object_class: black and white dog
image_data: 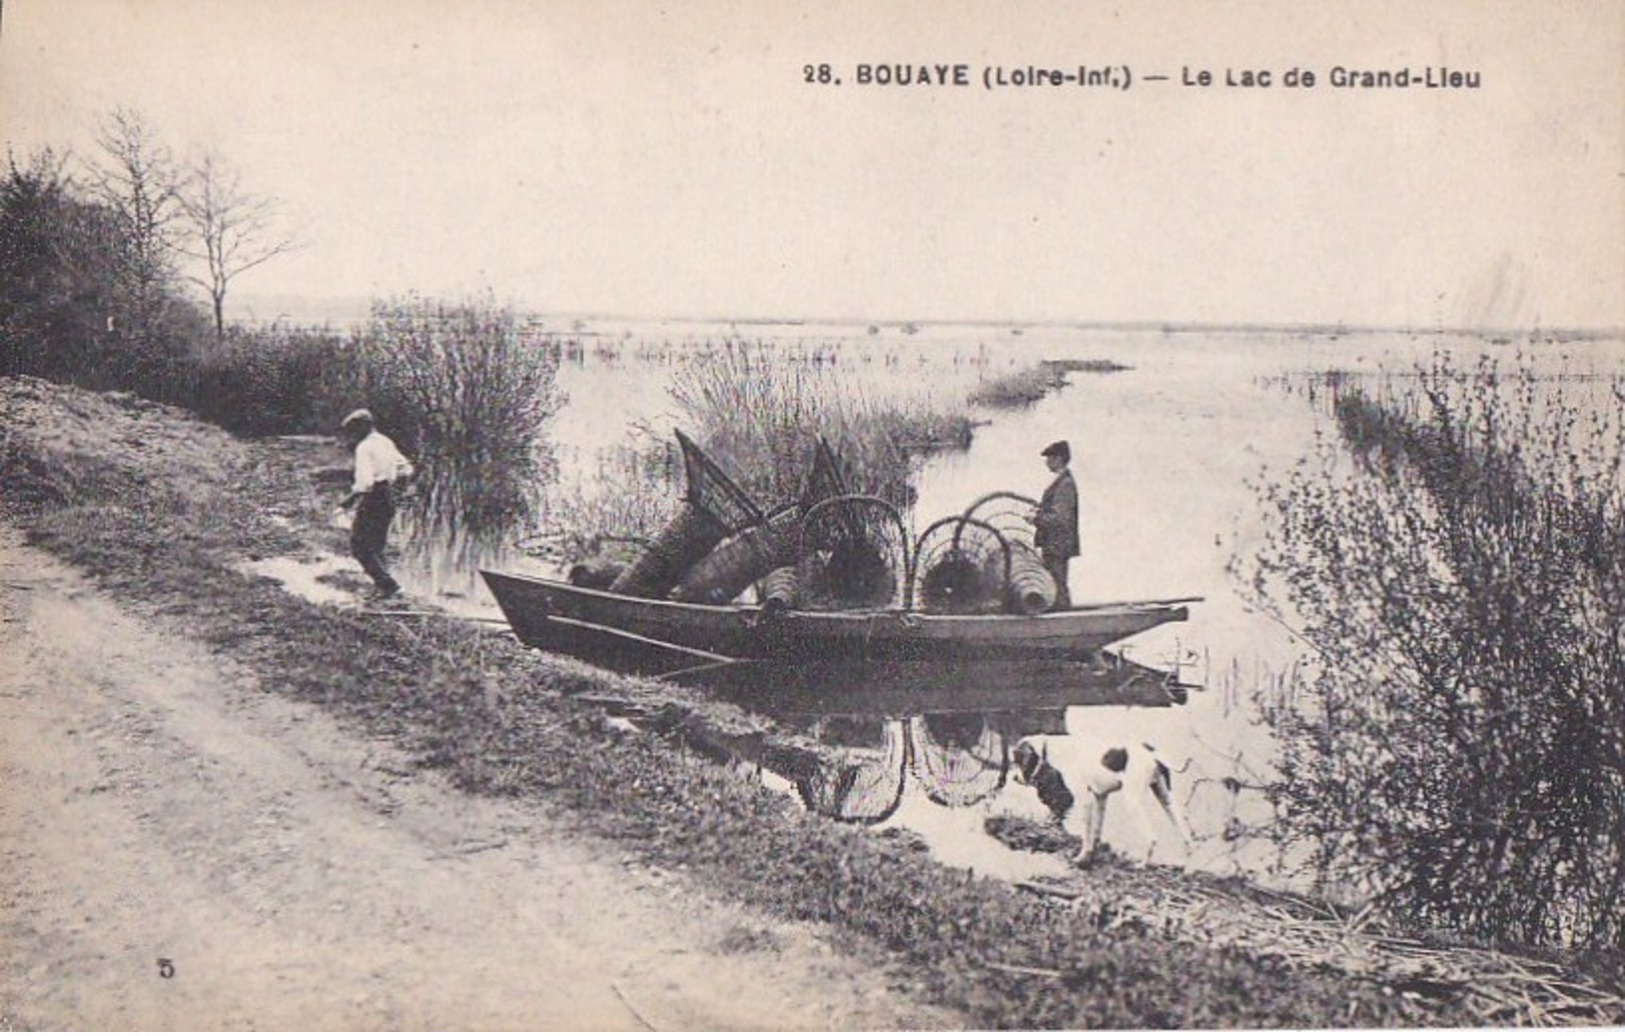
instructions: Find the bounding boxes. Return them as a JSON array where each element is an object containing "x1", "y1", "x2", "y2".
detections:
[{"x1": 1011, "y1": 734, "x2": 1195, "y2": 864}]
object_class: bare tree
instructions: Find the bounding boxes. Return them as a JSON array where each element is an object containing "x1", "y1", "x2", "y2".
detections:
[
  {"x1": 86, "y1": 108, "x2": 183, "y2": 351},
  {"x1": 179, "y1": 151, "x2": 299, "y2": 341}
]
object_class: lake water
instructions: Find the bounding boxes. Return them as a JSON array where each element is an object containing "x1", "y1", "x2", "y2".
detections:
[{"x1": 388, "y1": 321, "x2": 1622, "y2": 889}]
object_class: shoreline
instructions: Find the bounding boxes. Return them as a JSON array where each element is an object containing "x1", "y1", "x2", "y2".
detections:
[{"x1": 3, "y1": 374, "x2": 1617, "y2": 1028}]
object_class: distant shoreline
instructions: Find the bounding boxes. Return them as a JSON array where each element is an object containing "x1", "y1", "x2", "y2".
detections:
[{"x1": 226, "y1": 295, "x2": 1624, "y2": 342}]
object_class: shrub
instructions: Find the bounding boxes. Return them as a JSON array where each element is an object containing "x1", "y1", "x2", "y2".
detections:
[
  {"x1": 188, "y1": 322, "x2": 356, "y2": 436},
  {"x1": 353, "y1": 294, "x2": 564, "y2": 565},
  {"x1": 1248, "y1": 352, "x2": 1625, "y2": 948}
]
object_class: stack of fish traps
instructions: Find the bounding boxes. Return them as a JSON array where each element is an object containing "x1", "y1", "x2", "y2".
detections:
[
  {"x1": 747, "y1": 441, "x2": 896, "y2": 611},
  {"x1": 594, "y1": 434, "x2": 1063, "y2": 616},
  {"x1": 670, "y1": 503, "x2": 803, "y2": 604},
  {"x1": 607, "y1": 428, "x2": 910, "y2": 610},
  {"x1": 668, "y1": 436, "x2": 858, "y2": 605}
]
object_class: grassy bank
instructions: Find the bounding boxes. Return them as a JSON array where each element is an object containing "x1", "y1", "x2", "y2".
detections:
[{"x1": 4, "y1": 375, "x2": 1606, "y2": 1028}]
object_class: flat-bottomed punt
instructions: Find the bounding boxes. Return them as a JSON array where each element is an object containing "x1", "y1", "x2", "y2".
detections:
[{"x1": 481, "y1": 570, "x2": 1194, "y2": 665}]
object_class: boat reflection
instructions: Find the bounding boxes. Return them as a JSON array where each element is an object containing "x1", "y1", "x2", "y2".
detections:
[
  {"x1": 521, "y1": 623, "x2": 1192, "y2": 835},
  {"x1": 698, "y1": 652, "x2": 1191, "y2": 826}
]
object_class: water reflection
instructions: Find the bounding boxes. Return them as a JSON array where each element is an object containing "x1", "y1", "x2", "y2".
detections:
[
  {"x1": 910, "y1": 713, "x2": 1009, "y2": 808},
  {"x1": 791, "y1": 716, "x2": 908, "y2": 824},
  {"x1": 694, "y1": 654, "x2": 1194, "y2": 882},
  {"x1": 706, "y1": 654, "x2": 1181, "y2": 806}
]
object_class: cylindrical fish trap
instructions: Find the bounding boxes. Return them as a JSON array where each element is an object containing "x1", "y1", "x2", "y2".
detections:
[
  {"x1": 608, "y1": 504, "x2": 729, "y2": 598},
  {"x1": 797, "y1": 494, "x2": 908, "y2": 611},
  {"x1": 758, "y1": 565, "x2": 800, "y2": 610},
  {"x1": 671, "y1": 506, "x2": 803, "y2": 604},
  {"x1": 1006, "y1": 543, "x2": 1056, "y2": 615},
  {"x1": 962, "y1": 491, "x2": 1040, "y2": 546},
  {"x1": 910, "y1": 515, "x2": 1010, "y2": 614}
]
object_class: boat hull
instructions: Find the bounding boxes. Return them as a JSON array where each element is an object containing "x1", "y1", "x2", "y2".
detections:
[{"x1": 480, "y1": 570, "x2": 1190, "y2": 664}]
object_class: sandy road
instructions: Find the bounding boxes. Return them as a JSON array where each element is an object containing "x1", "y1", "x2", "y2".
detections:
[{"x1": 0, "y1": 532, "x2": 956, "y2": 1030}]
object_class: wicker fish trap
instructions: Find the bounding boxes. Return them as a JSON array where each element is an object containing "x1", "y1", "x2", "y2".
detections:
[
  {"x1": 799, "y1": 436, "x2": 853, "y2": 510},
  {"x1": 796, "y1": 494, "x2": 909, "y2": 610},
  {"x1": 608, "y1": 503, "x2": 730, "y2": 598},
  {"x1": 1006, "y1": 542, "x2": 1056, "y2": 616},
  {"x1": 609, "y1": 431, "x2": 766, "y2": 598},
  {"x1": 674, "y1": 429, "x2": 763, "y2": 534},
  {"x1": 962, "y1": 490, "x2": 1041, "y2": 550},
  {"x1": 912, "y1": 515, "x2": 1012, "y2": 614},
  {"x1": 670, "y1": 504, "x2": 804, "y2": 604}
]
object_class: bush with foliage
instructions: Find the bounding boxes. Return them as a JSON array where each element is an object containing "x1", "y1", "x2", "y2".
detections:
[
  {"x1": 187, "y1": 323, "x2": 356, "y2": 436},
  {"x1": 352, "y1": 294, "x2": 563, "y2": 564},
  {"x1": 0, "y1": 147, "x2": 204, "y2": 399},
  {"x1": 1249, "y1": 353, "x2": 1625, "y2": 949}
]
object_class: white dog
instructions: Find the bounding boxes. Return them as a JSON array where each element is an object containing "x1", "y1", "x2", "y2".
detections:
[{"x1": 1010, "y1": 734, "x2": 1195, "y2": 865}]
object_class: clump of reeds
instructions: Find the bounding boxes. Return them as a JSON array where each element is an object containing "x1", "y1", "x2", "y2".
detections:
[
  {"x1": 668, "y1": 339, "x2": 974, "y2": 509},
  {"x1": 968, "y1": 362, "x2": 1069, "y2": 409},
  {"x1": 966, "y1": 359, "x2": 1128, "y2": 410},
  {"x1": 1047, "y1": 358, "x2": 1130, "y2": 374},
  {"x1": 1246, "y1": 350, "x2": 1625, "y2": 950}
]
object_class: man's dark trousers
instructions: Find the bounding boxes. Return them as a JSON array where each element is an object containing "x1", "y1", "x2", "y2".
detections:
[
  {"x1": 351, "y1": 482, "x2": 400, "y2": 594},
  {"x1": 1041, "y1": 551, "x2": 1071, "y2": 610}
]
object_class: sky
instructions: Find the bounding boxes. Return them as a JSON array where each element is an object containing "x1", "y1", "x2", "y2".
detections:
[{"x1": 2, "y1": 0, "x2": 1621, "y2": 329}]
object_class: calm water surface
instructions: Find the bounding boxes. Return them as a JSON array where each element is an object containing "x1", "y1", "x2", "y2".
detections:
[{"x1": 392, "y1": 323, "x2": 1622, "y2": 887}]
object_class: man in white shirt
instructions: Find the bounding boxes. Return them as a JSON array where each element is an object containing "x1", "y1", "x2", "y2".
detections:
[{"x1": 339, "y1": 408, "x2": 415, "y2": 600}]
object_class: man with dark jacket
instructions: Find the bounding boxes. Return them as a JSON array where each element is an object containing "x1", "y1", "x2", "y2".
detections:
[{"x1": 1032, "y1": 439, "x2": 1079, "y2": 609}]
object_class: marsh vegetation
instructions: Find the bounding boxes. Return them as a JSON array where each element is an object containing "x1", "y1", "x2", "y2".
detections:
[{"x1": 1247, "y1": 353, "x2": 1625, "y2": 950}]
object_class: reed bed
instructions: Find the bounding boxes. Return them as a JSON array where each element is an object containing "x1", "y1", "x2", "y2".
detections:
[
  {"x1": 966, "y1": 358, "x2": 1127, "y2": 410},
  {"x1": 967, "y1": 362, "x2": 1070, "y2": 409},
  {"x1": 667, "y1": 339, "x2": 974, "y2": 511}
]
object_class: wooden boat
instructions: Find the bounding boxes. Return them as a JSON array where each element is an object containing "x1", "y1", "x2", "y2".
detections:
[{"x1": 480, "y1": 569, "x2": 1195, "y2": 665}]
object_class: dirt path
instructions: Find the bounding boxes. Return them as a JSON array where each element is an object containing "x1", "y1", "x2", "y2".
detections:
[{"x1": 0, "y1": 531, "x2": 958, "y2": 1030}]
